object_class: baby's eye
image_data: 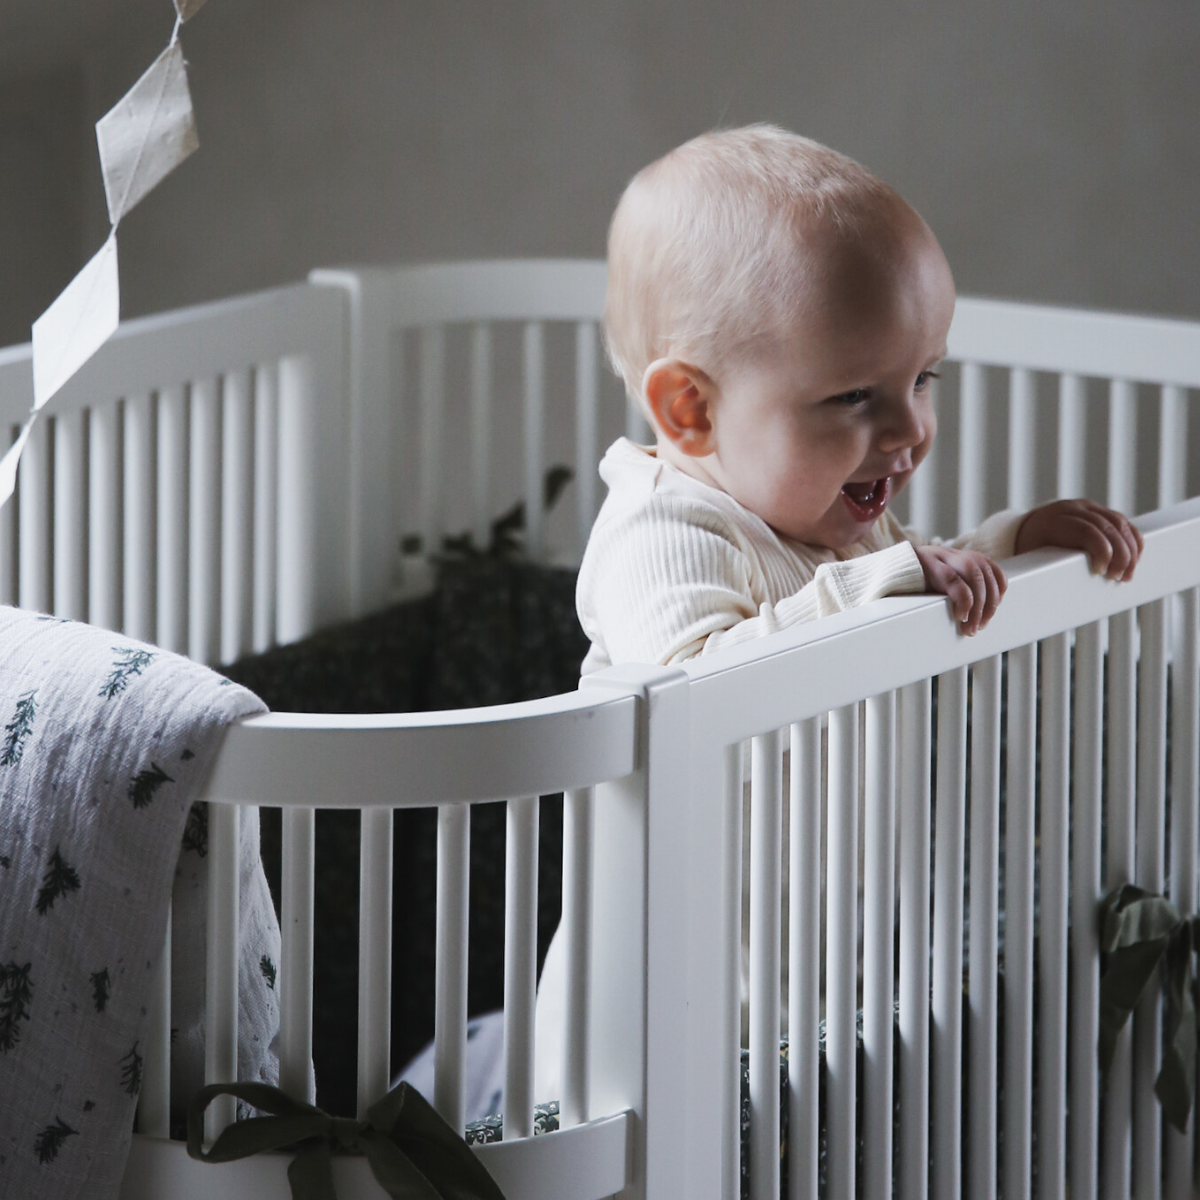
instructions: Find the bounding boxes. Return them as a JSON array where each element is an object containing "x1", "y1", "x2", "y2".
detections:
[
  {"x1": 914, "y1": 369, "x2": 941, "y2": 391},
  {"x1": 830, "y1": 388, "x2": 870, "y2": 406}
]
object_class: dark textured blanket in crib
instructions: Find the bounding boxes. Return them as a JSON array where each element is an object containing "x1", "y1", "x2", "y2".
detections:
[
  {"x1": 222, "y1": 557, "x2": 589, "y2": 1116},
  {"x1": 0, "y1": 608, "x2": 277, "y2": 1200}
]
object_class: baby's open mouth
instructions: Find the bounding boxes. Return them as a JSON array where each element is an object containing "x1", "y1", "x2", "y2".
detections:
[{"x1": 840, "y1": 476, "x2": 891, "y2": 522}]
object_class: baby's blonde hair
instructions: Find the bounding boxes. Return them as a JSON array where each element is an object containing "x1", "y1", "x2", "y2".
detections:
[{"x1": 605, "y1": 124, "x2": 899, "y2": 405}]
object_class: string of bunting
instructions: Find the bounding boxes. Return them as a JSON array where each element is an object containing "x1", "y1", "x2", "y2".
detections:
[
  {"x1": 188, "y1": 1079, "x2": 508, "y2": 1200},
  {"x1": 1099, "y1": 883, "x2": 1200, "y2": 1132},
  {"x1": 0, "y1": 0, "x2": 209, "y2": 509}
]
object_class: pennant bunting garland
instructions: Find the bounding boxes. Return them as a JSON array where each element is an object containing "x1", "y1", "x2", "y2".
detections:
[
  {"x1": 31, "y1": 232, "x2": 121, "y2": 410},
  {"x1": 174, "y1": 0, "x2": 211, "y2": 21},
  {"x1": 97, "y1": 41, "x2": 199, "y2": 227},
  {"x1": 4, "y1": 4, "x2": 212, "y2": 515},
  {"x1": 0, "y1": 420, "x2": 35, "y2": 510}
]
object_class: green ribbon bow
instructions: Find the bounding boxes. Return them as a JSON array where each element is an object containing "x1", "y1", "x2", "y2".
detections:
[
  {"x1": 187, "y1": 1080, "x2": 507, "y2": 1200},
  {"x1": 1099, "y1": 884, "x2": 1200, "y2": 1132}
]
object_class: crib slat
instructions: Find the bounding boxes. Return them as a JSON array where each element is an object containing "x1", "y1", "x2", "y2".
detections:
[
  {"x1": 252, "y1": 364, "x2": 278, "y2": 654},
  {"x1": 523, "y1": 321, "x2": 546, "y2": 563},
  {"x1": 1134, "y1": 600, "x2": 1167, "y2": 1200},
  {"x1": 123, "y1": 393, "x2": 155, "y2": 642},
  {"x1": 1070, "y1": 621, "x2": 1104, "y2": 1200},
  {"x1": 140, "y1": 915, "x2": 171, "y2": 1138},
  {"x1": 932, "y1": 666, "x2": 968, "y2": 1200},
  {"x1": 1008, "y1": 368, "x2": 1036, "y2": 511},
  {"x1": 157, "y1": 384, "x2": 189, "y2": 655},
  {"x1": 907, "y1": 378, "x2": 938, "y2": 536},
  {"x1": 276, "y1": 355, "x2": 317, "y2": 646},
  {"x1": 1004, "y1": 643, "x2": 1037, "y2": 1200},
  {"x1": 862, "y1": 692, "x2": 896, "y2": 1200},
  {"x1": 53, "y1": 410, "x2": 86, "y2": 620},
  {"x1": 788, "y1": 718, "x2": 820, "y2": 1200},
  {"x1": 18, "y1": 415, "x2": 51, "y2": 614},
  {"x1": 88, "y1": 401, "x2": 121, "y2": 631},
  {"x1": 1158, "y1": 385, "x2": 1187, "y2": 509},
  {"x1": 958, "y1": 362, "x2": 986, "y2": 531},
  {"x1": 561, "y1": 786, "x2": 594, "y2": 1129},
  {"x1": 504, "y1": 794, "x2": 539, "y2": 1140},
  {"x1": 723, "y1": 741, "x2": 745, "y2": 1200},
  {"x1": 1107, "y1": 380, "x2": 1137, "y2": 515},
  {"x1": 898, "y1": 679, "x2": 931, "y2": 1200},
  {"x1": 1038, "y1": 633, "x2": 1070, "y2": 1200},
  {"x1": 1102, "y1": 608, "x2": 1136, "y2": 1199},
  {"x1": 968, "y1": 656, "x2": 1001, "y2": 1200},
  {"x1": 1165, "y1": 588, "x2": 1200, "y2": 1200},
  {"x1": 434, "y1": 802, "x2": 470, "y2": 1133},
  {"x1": 0, "y1": 426, "x2": 14, "y2": 606},
  {"x1": 189, "y1": 377, "x2": 221, "y2": 664},
  {"x1": 221, "y1": 369, "x2": 254, "y2": 664},
  {"x1": 749, "y1": 730, "x2": 783, "y2": 1200},
  {"x1": 827, "y1": 704, "x2": 859, "y2": 1200},
  {"x1": 575, "y1": 321, "x2": 599, "y2": 559},
  {"x1": 470, "y1": 323, "x2": 492, "y2": 552},
  {"x1": 279, "y1": 807, "x2": 316, "y2": 1104},
  {"x1": 205, "y1": 803, "x2": 240, "y2": 1140},
  {"x1": 419, "y1": 326, "x2": 446, "y2": 562},
  {"x1": 1057, "y1": 373, "x2": 1087, "y2": 499},
  {"x1": 357, "y1": 806, "x2": 393, "y2": 1117}
]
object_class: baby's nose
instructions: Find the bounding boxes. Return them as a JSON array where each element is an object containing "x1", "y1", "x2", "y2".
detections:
[{"x1": 878, "y1": 401, "x2": 926, "y2": 451}]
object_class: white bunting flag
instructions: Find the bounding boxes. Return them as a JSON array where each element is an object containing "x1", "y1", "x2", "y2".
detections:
[
  {"x1": 31, "y1": 232, "x2": 121, "y2": 411},
  {"x1": 0, "y1": 419, "x2": 35, "y2": 511},
  {"x1": 96, "y1": 40, "x2": 199, "y2": 227},
  {"x1": 173, "y1": 0, "x2": 210, "y2": 20}
]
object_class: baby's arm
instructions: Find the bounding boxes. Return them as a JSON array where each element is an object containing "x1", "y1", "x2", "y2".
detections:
[{"x1": 579, "y1": 498, "x2": 926, "y2": 665}]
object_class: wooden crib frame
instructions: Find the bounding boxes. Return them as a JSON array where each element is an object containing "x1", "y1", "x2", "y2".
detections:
[{"x1": 2, "y1": 262, "x2": 1199, "y2": 1200}]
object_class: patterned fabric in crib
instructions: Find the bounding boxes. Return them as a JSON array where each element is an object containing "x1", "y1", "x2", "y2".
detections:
[{"x1": 0, "y1": 607, "x2": 278, "y2": 1200}]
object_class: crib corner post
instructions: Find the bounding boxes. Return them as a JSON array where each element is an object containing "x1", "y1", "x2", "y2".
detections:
[{"x1": 580, "y1": 665, "x2": 695, "y2": 1200}]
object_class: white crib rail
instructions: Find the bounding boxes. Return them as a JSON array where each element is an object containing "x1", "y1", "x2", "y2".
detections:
[
  {"x1": 681, "y1": 496, "x2": 1200, "y2": 1200},
  {"x1": 0, "y1": 283, "x2": 350, "y2": 659}
]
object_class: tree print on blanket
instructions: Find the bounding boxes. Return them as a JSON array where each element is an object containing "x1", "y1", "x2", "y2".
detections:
[
  {"x1": 128, "y1": 762, "x2": 174, "y2": 809},
  {"x1": 91, "y1": 969, "x2": 111, "y2": 1013},
  {"x1": 182, "y1": 802, "x2": 207, "y2": 857},
  {"x1": 100, "y1": 647, "x2": 156, "y2": 699},
  {"x1": 33, "y1": 1117, "x2": 77, "y2": 1164},
  {"x1": 1, "y1": 691, "x2": 38, "y2": 766},
  {"x1": 35, "y1": 846, "x2": 81, "y2": 914},
  {"x1": 119, "y1": 1041, "x2": 143, "y2": 1096},
  {"x1": 0, "y1": 962, "x2": 33, "y2": 1051},
  {"x1": 260, "y1": 955, "x2": 276, "y2": 990}
]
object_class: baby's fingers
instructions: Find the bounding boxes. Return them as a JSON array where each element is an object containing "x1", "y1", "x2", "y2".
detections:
[
  {"x1": 1076, "y1": 509, "x2": 1137, "y2": 579},
  {"x1": 1087, "y1": 504, "x2": 1143, "y2": 580}
]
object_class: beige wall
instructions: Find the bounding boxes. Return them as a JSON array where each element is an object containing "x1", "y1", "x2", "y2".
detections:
[{"x1": 2, "y1": 0, "x2": 1198, "y2": 336}]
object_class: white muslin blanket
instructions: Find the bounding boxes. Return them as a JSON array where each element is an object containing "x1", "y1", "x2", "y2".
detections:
[{"x1": 0, "y1": 607, "x2": 281, "y2": 1198}]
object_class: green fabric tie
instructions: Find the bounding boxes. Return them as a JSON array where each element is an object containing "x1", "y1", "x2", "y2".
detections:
[
  {"x1": 187, "y1": 1080, "x2": 508, "y2": 1200},
  {"x1": 1099, "y1": 884, "x2": 1200, "y2": 1133}
]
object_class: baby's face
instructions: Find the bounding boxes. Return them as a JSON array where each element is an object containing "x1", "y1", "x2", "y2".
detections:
[{"x1": 704, "y1": 217, "x2": 954, "y2": 549}]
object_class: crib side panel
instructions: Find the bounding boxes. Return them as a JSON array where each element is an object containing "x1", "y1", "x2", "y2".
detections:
[
  {"x1": 0, "y1": 283, "x2": 351, "y2": 661},
  {"x1": 681, "y1": 500, "x2": 1200, "y2": 1200}
]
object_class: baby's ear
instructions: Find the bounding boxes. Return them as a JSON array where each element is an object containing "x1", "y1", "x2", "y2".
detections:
[{"x1": 643, "y1": 358, "x2": 716, "y2": 458}]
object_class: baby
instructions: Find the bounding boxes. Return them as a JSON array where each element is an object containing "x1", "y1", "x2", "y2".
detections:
[
  {"x1": 534, "y1": 124, "x2": 1142, "y2": 1100},
  {"x1": 577, "y1": 123, "x2": 1142, "y2": 671}
]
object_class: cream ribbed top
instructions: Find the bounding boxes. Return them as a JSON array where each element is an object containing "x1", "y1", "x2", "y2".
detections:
[{"x1": 577, "y1": 438, "x2": 1025, "y2": 673}]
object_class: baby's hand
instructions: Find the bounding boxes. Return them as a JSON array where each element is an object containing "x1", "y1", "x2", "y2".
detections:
[
  {"x1": 1014, "y1": 499, "x2": 1143, "y2": 581},
  {"x1": 914, "y1": 545, "x2": 1007, "y2": 636}
]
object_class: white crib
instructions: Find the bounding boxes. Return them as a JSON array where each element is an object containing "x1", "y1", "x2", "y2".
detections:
[{"x1": 2, "y1": 262, "x2": 1199, "y2": 1200}]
